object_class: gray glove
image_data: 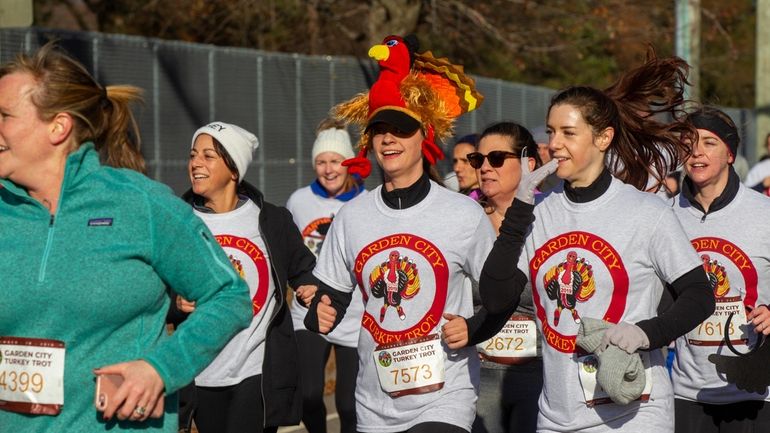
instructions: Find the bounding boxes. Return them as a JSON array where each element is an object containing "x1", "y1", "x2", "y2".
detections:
[
  {"x1": 577, "y1": 317, "x2": 646, "y2": 405},
  {"x1": 600, "y1": 322, "x2": 650, "y2": 354},
  {"x1": 515, "y1": 153, "x2": 558, "y2": 205}
]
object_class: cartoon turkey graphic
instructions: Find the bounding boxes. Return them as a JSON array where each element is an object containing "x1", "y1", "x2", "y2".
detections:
[
  {"x1": 369, "y1": 250, "x2": 421, "y2": 322},
  {"x1": 228, "y1": 254, "x2": 245, "y2": 279},
  {"x1": 701, "y1": 254, "x2": 730, "y2": 298},
  {"x1": 543, "y1": 251, "x2": 595, "y2": 326}
]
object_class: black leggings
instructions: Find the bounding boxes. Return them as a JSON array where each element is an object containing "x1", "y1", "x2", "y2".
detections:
[
  {"x1": 675, "y1": 398, "x2": 770, "y2": 433},
  {"x1": 296, "y1": 330, "x2": 359, "y2": 433},
  {"x1": 194, "y1": 374, "x2": 277, "y2": 433},
  {"x1": 367, "y1": 422, "x2": 468, "y2": 433}
]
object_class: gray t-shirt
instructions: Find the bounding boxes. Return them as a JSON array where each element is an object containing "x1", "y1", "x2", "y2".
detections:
[
  {"x1": 194, "y1": 200, "x2": 277, "y2": 386},
  {"x1": 314, "y1": 181, "x2": 495, "y2": 432},
  {"x1": 518, "y1": 178, "x2": 700, "y2": 432},
  {"x1": 672, "y1": 184, "x2": 770, "y2": 403}
]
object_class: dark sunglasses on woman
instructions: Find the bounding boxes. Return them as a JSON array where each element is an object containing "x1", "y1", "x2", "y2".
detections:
[{"x1": 467, "y1": 150, "x2": 519, "y2": 169}]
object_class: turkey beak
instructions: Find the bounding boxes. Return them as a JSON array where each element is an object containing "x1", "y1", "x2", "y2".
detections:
[{"x1": 369, "y1": 45, "x2": 389, "y2": 61}]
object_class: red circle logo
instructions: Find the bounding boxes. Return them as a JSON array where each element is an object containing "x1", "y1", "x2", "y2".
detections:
[
  {"x1": 530, "y1": 231, "x2": 629, "y2": 353},
  {"x1": 215, "y1": 235, "x2": 270, "y2": 315},
  {"x1": 354, "y1": 233, "x2": 449, "y2": 345}
]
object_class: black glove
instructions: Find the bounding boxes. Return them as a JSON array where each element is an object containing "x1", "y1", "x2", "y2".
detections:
[{"x1": 708, "y1": 313, "x2": 770, "y2": 394}]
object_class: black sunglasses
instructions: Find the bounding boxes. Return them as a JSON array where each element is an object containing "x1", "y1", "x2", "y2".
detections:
[{"x1": 467, "y1": 151, "x2": 519, "y2": 169}]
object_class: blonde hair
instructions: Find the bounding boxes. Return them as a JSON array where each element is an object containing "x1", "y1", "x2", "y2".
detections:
[{"x1": 0, "y1": 42, "x2": 146, "y2": 173}]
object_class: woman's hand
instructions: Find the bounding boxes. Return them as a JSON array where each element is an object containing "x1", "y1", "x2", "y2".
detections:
[
  {"x1": 600, "y1": 322, "x2": 650, "y2": 354},
  {"x1": 94, "y1": 360, "x2": 165, "y2": 422},
  {"x1": 516, "y1": 158, "x2": 558, "y2": 204},
  {"x1": 176, "y1": 295, "x2": 196, "y2": 314},
  {"x1": 442, "y1": 313, "x2": 469, "y2": 349},
  {"x1": 748, "y1": 305, "x2": 770, "y2": 335},
  {"x1": 295, "y1": 285, "x2": 318, "y2": 307},
  {"x1": 317, "y1": 294, "x2": 337, "y2": 334}
]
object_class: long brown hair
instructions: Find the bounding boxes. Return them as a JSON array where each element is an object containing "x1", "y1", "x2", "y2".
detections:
[
  {"x1": 0, "y1": 42, "x2": 146, "y2": 173},
  {"x1": 549, "y1": 49, "x2": 696, "y2": 190}
]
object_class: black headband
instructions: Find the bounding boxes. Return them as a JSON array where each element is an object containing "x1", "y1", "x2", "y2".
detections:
[{"x1": 688, "y1": 112, "x2": 739, "y2": 157}]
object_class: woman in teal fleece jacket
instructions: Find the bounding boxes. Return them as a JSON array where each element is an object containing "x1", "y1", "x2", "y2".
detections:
[{"x1": 0, "y1": 44, "x2": 252, "y2": 432}]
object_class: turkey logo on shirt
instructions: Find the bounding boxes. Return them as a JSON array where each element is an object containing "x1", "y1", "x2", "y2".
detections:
[
  {"x1": 701, "y1": 254, "x2": 731, "y2": 298},
  {"x1": 215, "y1": 234, "x2": 270, "y2": 316},
  {"x1": 301, "y1": 216, "x2": 334, "y2": 257},
  {"x1": 369, "y1": 250, "x2": 421, "y2": 322},
  {"x1": 354, "y1": 233, "x2": 448, "y2": 345},
  {"x1": 530, "y1": 231, "x2": 629, "y2": 353},
  {"x1": 543, "y1": 251, "x2": 596, "y2": 326},
  {"x1": 690, "y1": 237, "x2": 758, "y2": 307}
]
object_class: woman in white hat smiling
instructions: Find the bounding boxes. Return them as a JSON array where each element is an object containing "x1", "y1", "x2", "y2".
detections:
[{"x1": 177, "y1": 121, "x2": 319, "y2": 433}]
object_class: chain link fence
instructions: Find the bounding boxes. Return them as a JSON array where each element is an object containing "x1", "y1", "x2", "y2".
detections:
[{"x1": 0, "y1": 28, "x2": 757, "y2": 204}]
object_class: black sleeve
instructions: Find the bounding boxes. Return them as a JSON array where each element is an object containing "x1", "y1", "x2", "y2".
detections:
[
  {"x1": 750, "y1": 182, "x2": 766, "y2": 193},
  {"x1": 303, "y1": 281, "x2": 353, "y2": 334},
  {"x1": 479, "y1": 199, "x2": 534, "y2": 315},
  {"x1": 636, "y1": 265, "x2": 715, "y2": 349},
  {"x1": 465, "y1": 306, "x2": 512, "y2": 346},
  {"x1": 165, "y1": 289, "x2": 189, "y2": 326},
  {"x1": 280, "y1": 207, "x2": 319, "y2": 289}
]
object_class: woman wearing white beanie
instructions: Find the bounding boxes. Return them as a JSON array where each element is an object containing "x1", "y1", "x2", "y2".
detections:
[
  {"x1": 174, "y1": 121, "x2": 319, "y2": 433},
  {"x1": 286, "y1": 118, "x2": 367, "y2": 433}
]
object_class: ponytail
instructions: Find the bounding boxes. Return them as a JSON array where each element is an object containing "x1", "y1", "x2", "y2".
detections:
[
  {"x1": 99, "y1": 85, "x2": 145, "y2": 173},
  {"x1": 550, "y1": 49, "x2": 696, "y2": 190},
  {"x1": 0, "y1": 42, "x2": 147, "y2": 173}
]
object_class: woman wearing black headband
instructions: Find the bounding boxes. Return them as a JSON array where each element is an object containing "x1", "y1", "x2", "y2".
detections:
[{"x1": 670, "y1": 106, "x2": 770, "y2": 433}]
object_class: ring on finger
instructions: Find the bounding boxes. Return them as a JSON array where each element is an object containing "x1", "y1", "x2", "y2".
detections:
[{"x1": 134, "y1": 406, "x2": 146, "y2": 416}]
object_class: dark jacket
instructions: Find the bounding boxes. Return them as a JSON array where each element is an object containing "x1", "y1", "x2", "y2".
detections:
[{"x1": 177, "y1": 181, "x2": 318, "y2": 427}]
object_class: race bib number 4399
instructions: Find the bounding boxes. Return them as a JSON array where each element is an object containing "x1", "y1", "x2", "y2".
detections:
[
  {"x1": 373, "y1": 334, "x2": 445, "y2": 398},
  {"x1": 0, "y1": 336, "x2": 65, "y2": 416}
]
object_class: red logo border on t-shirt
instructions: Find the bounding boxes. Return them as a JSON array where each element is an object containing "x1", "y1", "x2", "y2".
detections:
[
  {"x1": 530, "y1": 231, "x2": 629, "y2": 353},
  {"x1": 690, "y1": 236, "x2": 758, "y2": 307},
  {"x1": 354, "y1": 233, "x2": 449, "y2": 345},
  {"x1": 215, "y1": 234, "x2": 269, "y2": 316}
]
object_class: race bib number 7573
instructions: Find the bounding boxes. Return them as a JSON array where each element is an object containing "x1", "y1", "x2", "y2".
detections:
[
  {"x1": 0, "y1": 336, "x2": 65, "y2": 416},
  {"x1": 373, "y1": 334, "x2": 445, "y2": 398}
]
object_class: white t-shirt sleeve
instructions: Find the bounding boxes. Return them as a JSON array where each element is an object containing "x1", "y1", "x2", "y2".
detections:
[
  {"x1": 745, "y1": 160, "x2": 770, "y2": 187},
  {"x1": 463, "y1": 211, "x2": 496, "y2": 283},
  {"x1": 312, "y1": 211, "x2": 356, "y2": 293},
  {"x1": 648, "y1": 206, "x2": 701, "y2": 283}
]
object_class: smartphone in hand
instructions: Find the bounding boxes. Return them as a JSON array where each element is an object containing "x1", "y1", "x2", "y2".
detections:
[{"x1": 95, "y1": 373, "x2": 124, "y2": 412}]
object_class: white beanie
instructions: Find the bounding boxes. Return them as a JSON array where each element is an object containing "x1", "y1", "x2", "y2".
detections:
[
  {"x1": 311, "y1": 128, "x2": 355, "y2": 162},
  {"x1": 191, "y1": 122, "x2": 259, "y2": 183}
]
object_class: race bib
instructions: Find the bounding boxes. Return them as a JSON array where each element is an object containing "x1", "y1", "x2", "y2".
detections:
[
  {"x1": 686, "y1": 296, "x2": 749, "y2": 346},
  {"x1": 373, "y1": 334, "x2": 445, "y2": 398},
  {"x1": 577, "y1": 351, "x2": 652, "y2": 407},
  {"x1": 477, "y1": 315, "x2": 537, "y2": 364},
  {"x1": 0, "y1": 336, "x2": 65, "y2": 416}
]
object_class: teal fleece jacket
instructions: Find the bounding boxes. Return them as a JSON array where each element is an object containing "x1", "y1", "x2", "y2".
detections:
[{"x1": 0, "y1": 144, "x2": 251, "y2": 432}]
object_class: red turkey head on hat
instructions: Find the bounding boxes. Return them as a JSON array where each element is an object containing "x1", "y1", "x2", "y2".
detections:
[
  {"x1": 335, "y1": 33, "x2": 484, "y2": 179},
  {"x1": 366, "y1": 35, "x2": 421, "y2": 132}
]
